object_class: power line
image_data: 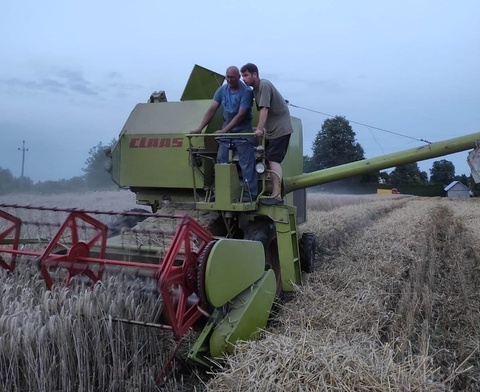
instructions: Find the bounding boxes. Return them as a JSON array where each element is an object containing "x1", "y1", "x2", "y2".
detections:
[{"x1": 286, "y1": 102, "x2": 432, "y2": 144}]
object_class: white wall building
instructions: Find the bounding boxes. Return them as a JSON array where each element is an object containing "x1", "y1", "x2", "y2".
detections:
[{"x1": 444, "y1": 181, "x2": 471, "y2": 198}]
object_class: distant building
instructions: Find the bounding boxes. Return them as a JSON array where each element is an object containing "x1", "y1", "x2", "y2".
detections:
[{"x1": 444, "y1": 181, "x2": 470, "y2": 198}]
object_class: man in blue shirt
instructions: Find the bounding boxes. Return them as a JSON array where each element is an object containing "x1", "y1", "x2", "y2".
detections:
[{"x1": 192, "y1": 66, "x2": 257, "y2": 200}]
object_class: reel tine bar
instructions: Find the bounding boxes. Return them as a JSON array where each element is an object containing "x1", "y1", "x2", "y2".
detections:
[{"x1": 0, "y1": 210, "x2": 22, "y2": 271}]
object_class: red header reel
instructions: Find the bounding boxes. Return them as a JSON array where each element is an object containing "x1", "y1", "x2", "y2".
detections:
[{"x1": 0, "y1": 208, "x2": 214, "y2": 340}]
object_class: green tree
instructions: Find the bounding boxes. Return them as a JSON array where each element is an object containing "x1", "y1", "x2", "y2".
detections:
[
  {"x1": 17, "y1": 176, "x2": 33, "y2": 191},
  {"x1": 0, "y1": 167, "x2": 16, "y2": 194},
  {"x1": 303, "y1": 155, "x2": 315, "y2": 173},
  {"x1": 469, "y1": 175, "x2": 480, "y2": 196},
  {"x1": 34, "y1": 176, "x2": 86, "y2": 194},
  {"x1": 82, "y1": 140, "x2": 117, "y2": 189},
  {"x1": 66, "y1": 176, "x2": 87, "y2": 189},
  {"x1": 454, "y1": 174, "x2": 468, "y2": 187},
  {"x1": 390, "y1": 163, "x2": 427, "y2": 185},
  {"x1": 430, "y1": 159, "x2": 455, "y2": 185},
  {"x1": 310, "y1": 116, "x2": 365, "y2": 170},
  {"x1": 419, "y1": 170, "x2": 428, "y2": 184},
  {"x1": 0, "y1": 167, "x2": 34, "y2": 194},
  {"x1": 379, "y1": 171, "x2": 390, "y2": 184}
]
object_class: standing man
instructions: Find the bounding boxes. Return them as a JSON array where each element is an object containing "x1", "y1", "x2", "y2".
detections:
[
  {"x1": 240, "y1": 63, "x2": 292, "y2": 205},
  {"x1": 192, "y1": 66, "x2": 257, "y2": 200}
]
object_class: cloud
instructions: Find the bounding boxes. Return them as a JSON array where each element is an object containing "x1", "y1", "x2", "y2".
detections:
[
  {"x1": 0, "y1": 67, "x2": 139, "y2": 99},
  {"x1": 2, "y1": 77, "x2": 67, "y2": 95},
  {"x1": 0, "y1": 68, "x2": 97, "y2": 96},
  {"x1": 106, "y1": 71, "x2": 121, "y2": 80},
  {"x1": 54, "y1": 69, "x2": 98, "y2": 96}
]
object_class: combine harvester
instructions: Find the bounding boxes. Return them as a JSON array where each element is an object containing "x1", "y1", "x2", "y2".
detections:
[{"x1": 1, "y1": 65, "x2": 480, "y2": 368}]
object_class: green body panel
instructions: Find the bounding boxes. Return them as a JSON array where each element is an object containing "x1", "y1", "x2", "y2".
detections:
[
  {"x1": 120, "y1": 100, "x2": 220, "y2": 136},
  {"x1": 111, "y1": 100, "x2": 223, "y2": 189},
  {"x1": 281, "y1": 117, "x2": 303, "y2": 185},
  {"x1": 256, "y1": 204, "x2": 302, "y2": 291},
  {"x1": 209, "y1": 269, "x2": 276, "y2": 357},
  {"x1": 180, "y1": 64, "x2": 224, "y2": 101},
  {"x1": 214, "y1": 164, "x2": 241, "y2": 206},
  {"x1": 205, "y1": 239, "x2": 265, "y2": 307},
  {"x1": 117, "y1": 133, "x2": 192, "y2": 188},
  {"x1": 187, "y1": 308, "x2": 221, "y2": 366},
  {"x1": 195, "y1": 200, "x2": 257, "y2": 212},
  {"x1": 284, "y1": 132, "x2": 480, "y2": 193}
]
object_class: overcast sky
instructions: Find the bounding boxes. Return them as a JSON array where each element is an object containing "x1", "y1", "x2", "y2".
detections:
[{"x1": 1, "y1": 0, "x2": 479, "y2": 182}]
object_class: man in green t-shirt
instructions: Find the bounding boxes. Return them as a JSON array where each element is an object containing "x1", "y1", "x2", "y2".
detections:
[{"x1": 241, "y1": 63, "x2": 292, "y2": 205}]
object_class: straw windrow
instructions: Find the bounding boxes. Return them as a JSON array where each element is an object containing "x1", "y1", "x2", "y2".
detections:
[{"x1": 209, "y1": 196, "x2": 480, "y2": 391}]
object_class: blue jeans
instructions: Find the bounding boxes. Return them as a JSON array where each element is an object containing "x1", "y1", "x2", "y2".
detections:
[{"x1": 217, "y1": 136, "x2": 258, "y2": 198}]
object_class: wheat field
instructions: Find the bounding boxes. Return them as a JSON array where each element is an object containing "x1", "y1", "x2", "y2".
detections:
[{"x1": 1, "y1": 190, "x2": 479, "y2": 391}]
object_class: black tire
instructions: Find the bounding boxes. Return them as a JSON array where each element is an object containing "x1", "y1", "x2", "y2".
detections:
[{"x1": 299, "y1": 233, "x2": 317, "y2": 273}]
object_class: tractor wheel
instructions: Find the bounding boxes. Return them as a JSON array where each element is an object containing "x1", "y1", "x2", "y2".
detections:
[
  {"x1": 299, "y1": 233, "x2": 317, "y2": 273},
  {"x1": 244, "y1": 220, "x2": 282, "y2": 297}
]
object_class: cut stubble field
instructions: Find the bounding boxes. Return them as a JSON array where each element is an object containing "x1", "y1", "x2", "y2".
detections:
[{"x1": 1, "y1": 190, "x2": 479, "y2": 391}]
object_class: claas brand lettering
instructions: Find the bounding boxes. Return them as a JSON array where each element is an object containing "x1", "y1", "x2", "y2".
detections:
[{"x1": 129, "y1": 137, "x2": 183, "y2": 148}]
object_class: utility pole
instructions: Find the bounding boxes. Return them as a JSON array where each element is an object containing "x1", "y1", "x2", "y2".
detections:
[{"x1": 18, "y1": 140, "x2": 28, "y2": 178}]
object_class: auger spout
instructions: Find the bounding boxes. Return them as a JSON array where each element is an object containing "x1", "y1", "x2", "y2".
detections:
[{"x1": 284, "y1": 132, "x2": 480, "y2": 194}]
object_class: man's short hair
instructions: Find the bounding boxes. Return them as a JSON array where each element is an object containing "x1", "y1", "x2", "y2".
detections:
[{"x1": 241, "y1": 63, "x2": 258, "y2": 75}]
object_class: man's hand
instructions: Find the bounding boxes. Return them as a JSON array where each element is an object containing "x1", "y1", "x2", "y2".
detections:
[
  {"x1": 214, "y1": 129, "x2": 227, "y2": 134},
  {"x1": 190, "y1": 128, "x2": 202, "y2": 134},
  {"x1": 254, "y1": 128, "x2": 264, "y2": 137}
]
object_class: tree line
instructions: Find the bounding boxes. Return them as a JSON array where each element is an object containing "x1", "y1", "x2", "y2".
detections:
[
  {"x1": 0, "y1": 140, "x2": 117, "y2": 195},
  {"x1": 303, "y1": 116, "x2": 478, "y2": 193}
]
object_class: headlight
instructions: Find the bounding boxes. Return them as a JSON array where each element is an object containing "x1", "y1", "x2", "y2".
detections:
[{"x1": 255, "y1": 162, "x2": 266, "y2": 174}]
